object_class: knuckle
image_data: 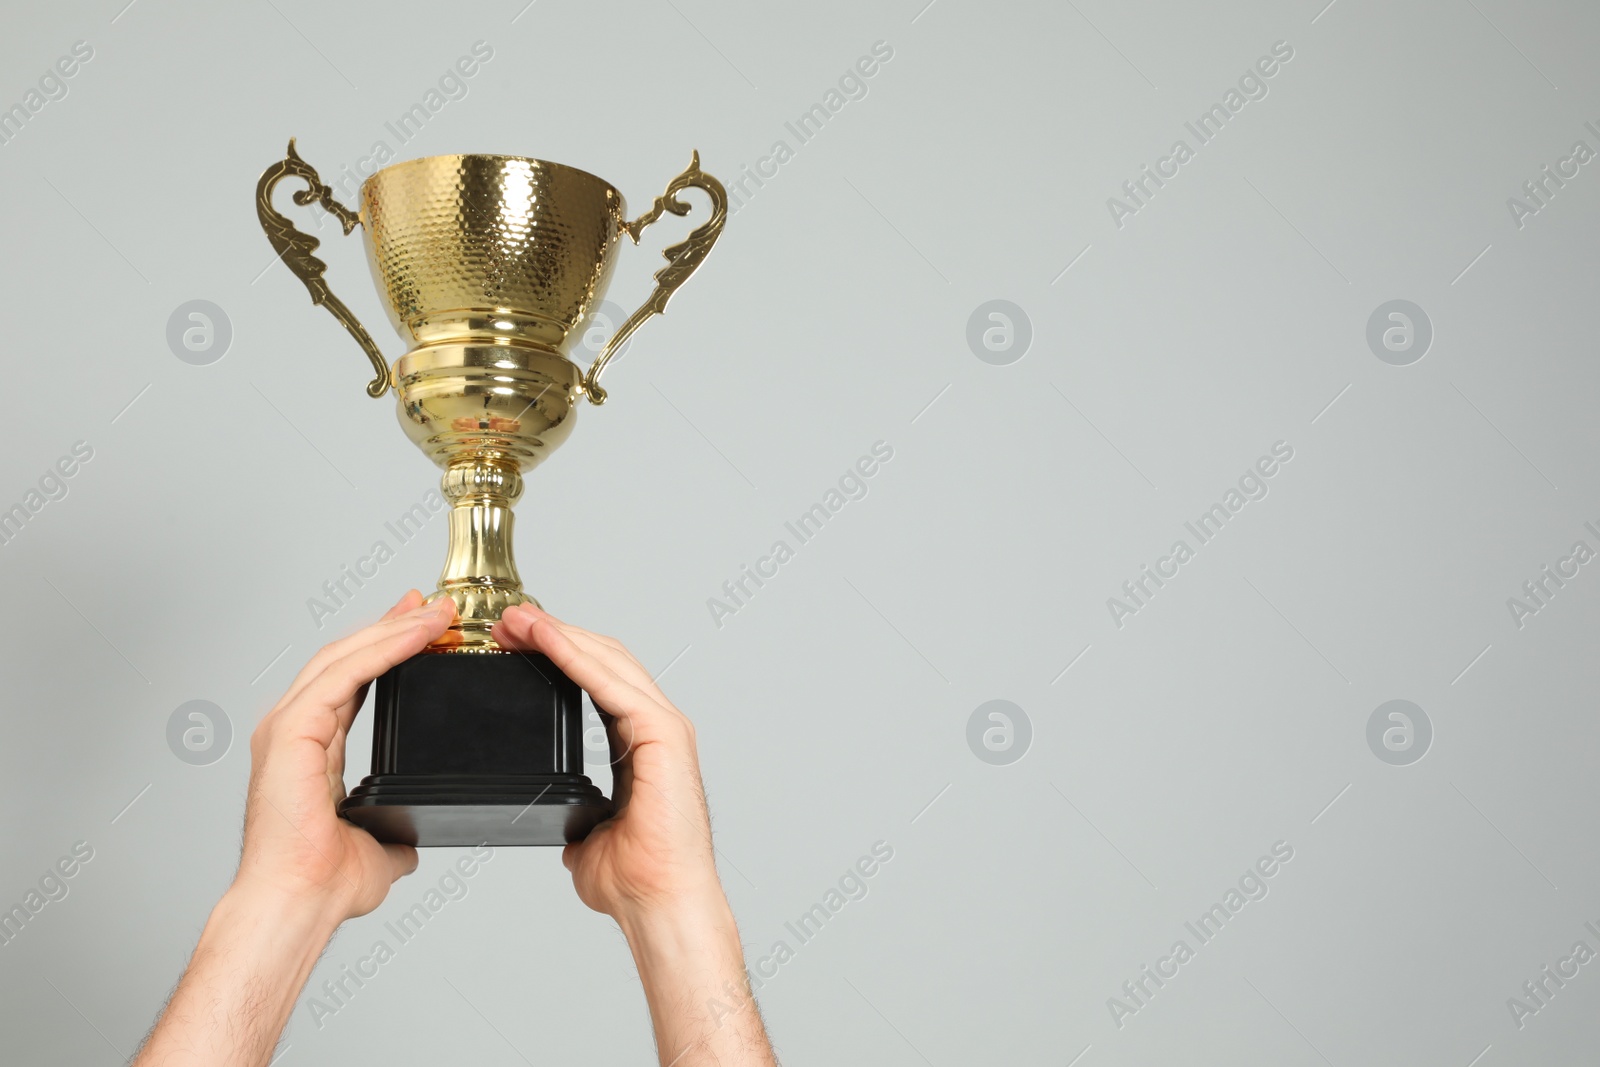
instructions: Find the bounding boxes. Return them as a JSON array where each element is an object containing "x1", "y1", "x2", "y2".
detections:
[
  {"x1": 254, "y1": 713, "x2": 283, "y2": 743},
  {"x1": 324, "y1": 664, "x2": 363, "y2": 698},
  {"x1": 307, "y1": 706, "x2": 339, "y2": 736}
]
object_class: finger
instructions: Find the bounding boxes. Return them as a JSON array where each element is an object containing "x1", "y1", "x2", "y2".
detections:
[
  {"x1": 349, "y1": 678, "x2": 374, "y2": 726},
  {"x1": 508, "y1": 603, "x2": 646, "y2": 672},
  {"x1": 383, "y1": 842, "x2": 419, "y2": 883},
  {"x1": 551, "y1": 626, "x2": 665, "y2": 699},
  {"x1": 604, "y1": 714, "x2": 634, "y2": 809},
  {"x1": 494, "y1": 611, "x2": 678, "y2": 739},
  {"x1": 497, "y1": 602, "x2": 629, "y2": 660},
  {"x1": 296, "y1": 597, "x2": 450, "y2": 700},
  {"x1": 274, "y1": 599, "x2": 453, "y2": 714},
  {"x1": 496, "y1": 608, "x2": 676, "y2": 720},
  {"x1": 492, "y1": 611, "x2": 683, "y2": 801},
  {"x1": 495, "y1": 611, "x2": 656, "y2": 714},
  {"x1": 352, "y1": 591, "x2": 424, "y2": 714},
  {"x1": 562, "y1": 821, "x2": 617, "y2": 869},
  {"x1": 277, "y1": 617, "x2": 453, "y2": 745},
  {"x1": 562, "y1": 630, "x2": 664, "y2": 700},
  {"x1": 558, "y1": 633, "x2": 697, "y2": 750},
  {"x1": 489, "y1": 602, "x2": 548, "y2": 653},
  {"x1": 562, "y1": 624, "x2": 644, "y2": 671},
  {"x1": 381, "y1": 589, "x2": 426, "y2": 622}
]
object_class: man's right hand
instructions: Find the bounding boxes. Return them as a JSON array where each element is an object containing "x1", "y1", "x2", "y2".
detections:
[
  {"x1": 492, "y1": 602, "x2": 722, "y2": 921},
  {"x1": 491, "y1": 603, "x2": 777, "y2": 1066}
]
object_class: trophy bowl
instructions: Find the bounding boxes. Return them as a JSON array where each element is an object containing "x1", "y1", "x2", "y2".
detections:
[
  {"x1": 371, "y1": 153, "x2": 627, "y2": 475},
  {"x1": 364, "y1": 153, "x2": 626, "y2": 351},
  {"x1": 255, "y1": 140, "x2": 726, "y2": 845}
]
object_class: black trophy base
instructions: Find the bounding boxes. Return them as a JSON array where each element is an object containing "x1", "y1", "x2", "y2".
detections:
[{"x1": 340, "y1": 650, "x2": 612, "y2": 847}]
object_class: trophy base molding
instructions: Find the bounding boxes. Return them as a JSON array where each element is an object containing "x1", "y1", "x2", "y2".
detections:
[{"x1": 339, "y1": 649, "x2": 613, "y2": 847}]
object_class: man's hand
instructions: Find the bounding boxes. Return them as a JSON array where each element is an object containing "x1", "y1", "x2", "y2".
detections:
[
  {"x1": 236, "y1": 588, "x2": 453, "y2": 924},
  {"x1": 493, "y1": 603, "x2": 778, "y2": 1066},
  {"x1": 492, "y1": 601, "x2": 718, "y2": 920},
  {"x1": 133, "y1": 591, "x2": 454, "y2": 1066}
]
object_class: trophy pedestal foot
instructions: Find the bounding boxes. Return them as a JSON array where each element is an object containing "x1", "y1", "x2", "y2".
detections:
[
  {"x1": 341, "y1": 775, "x2": 611, "y2": 847},
  {"x1": 339, "y1": 650, "x2": 612, "y2": 847}
]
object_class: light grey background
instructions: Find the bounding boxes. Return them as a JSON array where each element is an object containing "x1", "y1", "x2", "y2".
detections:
[{"x1": 2, "y1": 0, "x2": 1597, "y2": 1063}]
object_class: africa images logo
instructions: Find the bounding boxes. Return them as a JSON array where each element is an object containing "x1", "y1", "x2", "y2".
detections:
[
  {"x1": 1106, "y1": 441, "x2": 1294, "y2": 628},
  {"x1": 1105, "y1": 40, "x2": 1295, "y2": 229}
]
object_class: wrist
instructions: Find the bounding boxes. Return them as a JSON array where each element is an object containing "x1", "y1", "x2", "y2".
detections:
[
  {"x1": 135, "y1": 881, "x2": 343, "y2": 1065},
  {"x1": 617, "y1": 890, "x2": 774, "y2": 1066},
  {"x1": 617, "y1": 889, "x2": 750, "y2": 1012},
  {"x1": 614, "y1": 887, "x2": 736, "y2": 949},
  {"x1": 215, "y1": 878, "x2": 346, "y2": 959}
]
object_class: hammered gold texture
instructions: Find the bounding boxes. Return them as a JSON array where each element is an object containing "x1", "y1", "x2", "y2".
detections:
[{"x1": 359, "y1": 154, "x2": 625, "y2": 349}]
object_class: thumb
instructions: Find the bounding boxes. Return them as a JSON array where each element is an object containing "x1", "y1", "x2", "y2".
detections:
[{"x1": 383, "y1": 843, "x2": 419, "y2": 883}]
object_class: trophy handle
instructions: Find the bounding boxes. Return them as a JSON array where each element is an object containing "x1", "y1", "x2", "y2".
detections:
[
  {"x1": 580, "y1": 151, "x2": 728, "y2": 405},
  {"x1": 255, "y1": 138, "x2": 391, "y2": 399}
]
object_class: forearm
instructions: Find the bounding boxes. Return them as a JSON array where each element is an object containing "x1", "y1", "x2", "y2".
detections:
[
  {"x1": 620, "y1": 892, "x2": 777, "y2": 1067},
  {"x1": 133, "y1": 884, "x2": 340, "y2": 1067}
]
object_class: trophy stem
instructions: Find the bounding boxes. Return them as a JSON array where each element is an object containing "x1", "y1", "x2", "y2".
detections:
[
  {"x1": 343, "y1": 449, "x2": 611, "y2": 848},
  {"x1": 431, "y1": 457, "x2": 532, "y2": 650}
]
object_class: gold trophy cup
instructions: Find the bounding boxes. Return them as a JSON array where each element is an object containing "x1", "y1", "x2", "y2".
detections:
[{"x1": 255, "y1": 140, "x2": 726, "y2": 845}]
